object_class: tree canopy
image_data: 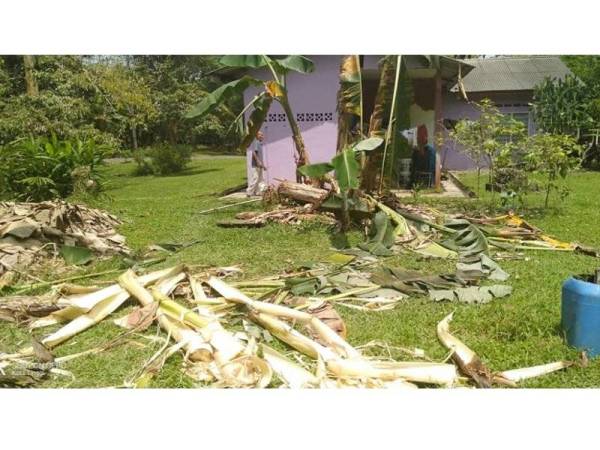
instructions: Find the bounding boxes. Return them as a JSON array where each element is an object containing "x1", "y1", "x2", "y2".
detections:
[{"x1": 0, "y1": 55, "x2": 243, "y2": 152}]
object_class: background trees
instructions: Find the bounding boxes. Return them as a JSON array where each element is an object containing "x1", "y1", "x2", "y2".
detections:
[{"x1": 0, "y1": 55, "x2": 242, "y2": 152}]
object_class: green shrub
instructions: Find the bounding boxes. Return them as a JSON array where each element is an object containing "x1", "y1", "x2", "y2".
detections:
[
  {"x1": 148, "y1": 145, "x2": 192, "y2": 175},
  {"x1": 0, "y1": 135, "x2": 106, "y2": 201},
  {"x1": 131, "y1": 149, "x2": 154, "y2": 176}
]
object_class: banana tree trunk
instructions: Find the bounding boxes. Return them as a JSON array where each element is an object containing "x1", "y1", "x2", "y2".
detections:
[
  {"x1": 361, "y1": 56, "x2": 395, "y2": 192},
  {"x1": 336, "y1": 55, "x2": 362, "y2": 154},
  {"x1": 280, "y1": 95, "x2": 311, "y2": 177}
]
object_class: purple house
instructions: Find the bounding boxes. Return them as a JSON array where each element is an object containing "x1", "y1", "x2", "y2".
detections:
[
  {"x1": 243, "y1": 55, "x2": 472, "y2": 189},
  {"x1": 441, "y1": 56, "x2": 572, "y2": 170}
]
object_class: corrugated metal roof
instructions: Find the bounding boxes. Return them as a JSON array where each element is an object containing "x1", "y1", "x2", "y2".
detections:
[{"x1": 451, "y1": 56, "x2": 572, "y2": 92}]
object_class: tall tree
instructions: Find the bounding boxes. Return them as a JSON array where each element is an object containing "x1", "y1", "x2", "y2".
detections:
[{"x1": 23, "y1": 55, "x2": 38, "y2": 97}]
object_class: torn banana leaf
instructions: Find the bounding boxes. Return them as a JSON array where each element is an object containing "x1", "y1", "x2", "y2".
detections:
[
  {"x1": 113, "y1": 302, "x2": 159, "y2": 331},
  {"x1": 371, "y1": 266, "x2": 466, "y2": 296},
  {"x1": 364, "y1": 195, "x2": 411, "y2": 238},
  {"x1": 429, "y1": 285, "x2": 512, "y2": 304},
  {"x1": 411, "y1": 239, "x2": 458, "y2": 259},
  {"x1": 440, "y1": 219, "x2": 489, "y2": 258},
  {"x1": 358, "y1": 211, "x2": 396, "y2": 256},
  {"x1": 456, "y1": 254, "x2": 509, "y2": 282}
]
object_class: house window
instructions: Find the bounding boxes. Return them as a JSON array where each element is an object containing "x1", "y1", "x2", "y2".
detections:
[
  {"x1": 511, "y1": 112, "x2": 530, "y2": 133},
  {"x1": 498, "y1": 111, "x2": 531, "y2": 142}
]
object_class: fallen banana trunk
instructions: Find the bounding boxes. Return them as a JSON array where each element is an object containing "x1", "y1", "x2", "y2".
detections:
[
  {"x1": 252, "y1": 311, "x2": 458, "y2": 386},
  {"x1": 151, "y1": 289, "x2": 244, "y2": 364},
  {"x1": 277, "y1": 180, "x2": 329, "y2": 206},
  {"x1": 261, "y1": 344, "x2": 319, "y2": 388},
  {"x1": 119, "y1": 270, "x2": 213, "y2": 362},
  {"x1": 495, "y1": 360, "x2": 574, "y2": 384},
  {"x1": 208, "y1": 277, "x2": 360, "y2": 359},
  {"x1": 15, "y1": 267, "x2": 186, "y2": 355},
  {"x1": 29, "y1": 266, "x2": 178, "y2": 329},
  {"x1": 437, "y1": 312, "x2": 493, "y2": 388}
]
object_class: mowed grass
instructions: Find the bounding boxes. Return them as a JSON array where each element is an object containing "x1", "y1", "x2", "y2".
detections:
[{"x1": 2, "y1": 158, "x2": 600, "y2": 387}]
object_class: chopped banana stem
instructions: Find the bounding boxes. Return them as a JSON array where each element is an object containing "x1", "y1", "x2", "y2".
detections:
[
  {"x1": 497, "y1": 361, "x2": 573, "y2": 383},
  {"x1": 437, "y1": 312, "x2": 493, "y2": 388}
]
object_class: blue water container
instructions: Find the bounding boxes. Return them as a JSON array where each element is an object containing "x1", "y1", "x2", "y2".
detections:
[{"x1": 561, "y1": 277, "x2": 600, "y2": 357}]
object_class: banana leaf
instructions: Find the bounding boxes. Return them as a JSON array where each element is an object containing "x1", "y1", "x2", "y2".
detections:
[
  {"x1": 220, "y1": 55, "x2": 315, "y2": 74},
  {"x1": 239, "y1": 95, "x2": 274, "y2": 151},
  {"x1": 185, "y1": 76, "x2": 262, "y2": 119},
  {"x1": 331, "y1": 148, "x2": 359, "y2": 191},
  {"x1": 456, "y1": 254, "x2": 509, "y2": 282},
  {"x1": 220, "y1": 55, "x2": 270, "y2": 68},
  {"x1": 440, "y1": 219, "x2": 489, "y2": 257},
  {"x1": 358, "y1": 211, "x2": 395, "y2": 256},
  {"x1": 298, "y1": 162, "x2": 334, "y2": 179},
  {"x1": 353, "y1": 137, "x2": 384, "y2": 152},
  {"x1": 274, "y1": 55, "x2": 315, "y2": 74},
  {"x1": 429, "y1": 285, "x2": 512, "y2": 304},
  {"x1": 371, "y1": 266, "x2": 466, "y2": 295},
  {"x1": 60, "y1": 245, "x2": 92, "y2": 266}
]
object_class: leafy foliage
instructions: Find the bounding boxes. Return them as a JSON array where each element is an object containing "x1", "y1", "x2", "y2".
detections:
[
  {"x1": 0, "y1": 135, "x2": 107, "y2": 201},
  {"x1": 0, "y1": 55, "x2": 240, "y2": 154},
  {"x1": 450, "y1": 99, "x2": 526, "y2": 194},
  {"x1": 358, "y1": 211, "x2": 395, "y2": 256},
  {"x1": 148, "y1": 144, "x2": 192, "y2": 175},
  {"x1": 440, "y1": 219, "x2": 489, "y2": 258},
  {"x1": 186, "y1": 55, "x2": 315, "y2": 175},
  {"x1": 532, "y1": 75, "x2": 592, "y2": 136},
  {"x1": 523, "y1": 133, "x2": 583, "y2": 208}
]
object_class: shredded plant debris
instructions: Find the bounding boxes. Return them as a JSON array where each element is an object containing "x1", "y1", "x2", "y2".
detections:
[
  {"x1": 0, "y1": 264, "x2": 578, "y2": 388},
  {"x1": 0, "y1": 200, "x2": 130, "y2": 281}
]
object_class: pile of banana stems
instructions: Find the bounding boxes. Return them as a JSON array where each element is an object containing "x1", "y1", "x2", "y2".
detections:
[{"x1": 0, "y1": 265, "x2": 577, "y2": 388}]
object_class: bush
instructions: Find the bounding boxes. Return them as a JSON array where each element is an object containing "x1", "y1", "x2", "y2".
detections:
[
  {"x1": 135, "y1": 145, "x2": 192, "y2": 176},
  {"x1": 151, "y1": 145, "x2": 192, "y2": 175},
  {"x1": 0, "y1": 135, "x2": 106, "y2": 201}
]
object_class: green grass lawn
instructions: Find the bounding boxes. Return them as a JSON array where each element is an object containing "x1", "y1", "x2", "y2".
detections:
[{"x1": 2, "y1": 158, "x2": 600, "y2": 388}]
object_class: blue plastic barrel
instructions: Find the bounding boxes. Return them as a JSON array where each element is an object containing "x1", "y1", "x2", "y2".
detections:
[{"x1": 561, "y1": 277, "x2": 600, "y2": 357}]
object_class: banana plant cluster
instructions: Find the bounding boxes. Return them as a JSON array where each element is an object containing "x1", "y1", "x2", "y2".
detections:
[
  {"x1": 532, "y1": 75, "x2": 593, "y2": 137},
  {"x1": 185, "y1": 55, "x2": 315, "y2": 175},
  {"x1": 298, "y1": 137, "x2": 383, "y2": 228}
]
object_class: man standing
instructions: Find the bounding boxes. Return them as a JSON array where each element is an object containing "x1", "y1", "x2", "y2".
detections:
[{"x1": 247, "y1": 130, "x2": 266, "y2": 197}]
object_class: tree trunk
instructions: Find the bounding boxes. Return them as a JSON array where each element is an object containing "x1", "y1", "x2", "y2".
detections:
[
  {"x1": 131, "y1": 123, "x2": 138, "y2": 150},
  {"x1": 280, "y1": 96, "x2": 311, "y2": 176},
  {"x1": 277, "y1": 180, "x2": 328, "y2": 205},
  {"x1": 167, "y1": 120, "x2": 178, "y2": 145},
  {"x1": 23, "y1": 55, "x2": 38, "y2": 97},
  {"x1": 361, "y1": 57, "x2": 395, "y2": 191}
]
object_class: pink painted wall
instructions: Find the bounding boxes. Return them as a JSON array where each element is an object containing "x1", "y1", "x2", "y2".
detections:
[
  {"x1": 244, "y1": 55, "x2": 343, "y2": 185},
  {"x1": 441, "y1": 91, "x2": 535, "y2": 170}
]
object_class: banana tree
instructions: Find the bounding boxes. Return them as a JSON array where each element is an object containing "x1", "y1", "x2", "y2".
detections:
[
  {"x1": 185, "y1": 55, "x2": 315, "y2": 179},
  {"x1": 336, "y1": 55, "x2": 363, "y2": 153},
  {"x1": 360, "y1": 56, "x2": 396, "y2": 192},
  {"x1": 299, "y1": 136, "x2": 383, "y2": 230}
]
